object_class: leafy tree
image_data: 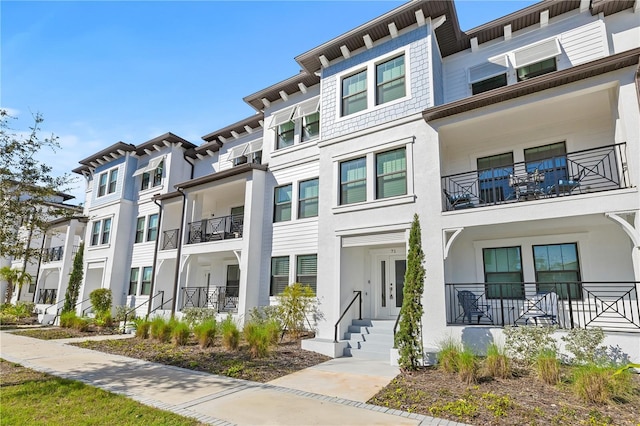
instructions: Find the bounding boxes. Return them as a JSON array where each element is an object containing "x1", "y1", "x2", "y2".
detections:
[
  {"x1": 89, "y1": 288, "x2": 112, "y2": 317},
  {"x1": 0, "y1": 266, "x2": 32, "y2": 304},
  {"x1": 0, "y1": 110, "x2": 73, "y2": 272},
  {"x1": 276, "y1": 283, "x2": 317, "y2": 339},
  {"x1": 62, "y1": 243, "x2": 84, "y2": 313},
  {"x1": 395, "y1": 213, "x2": 425, "y2": 370}
]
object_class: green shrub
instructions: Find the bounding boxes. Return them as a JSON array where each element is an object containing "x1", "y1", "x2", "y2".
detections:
[
  {"x1": 572, "y1": 364, "x2": 632, "y2": 404},
  {"x1": 149, "y1": 317, "x2": 167, "y2": 341},
  {"x1": 562, "y1": 327, "x2": 606, "y2": 365},
  {"x1": 265, "y1": 318, "x2": 281, "y2": 344},
  {"x1": 72, "y1": 316, "x2": 90, "y2": 332},
  {"x1": 249, "y1": 305, "x2": 280, "y2": 324},
  {"x1": 133, "y1": 318, "x2": 150, "y2": 339},
  {"x1": 243, "y1": 321, "x2": 271, "y2": 358},
  {"x1": 437, "y1": 337, "x2": 462, "y2": 374},
  {"x1": 0, "y1": 312, "x2": 17, "y2": 324},
  {"x1": 503, "y1": 325, "x2": 557, "y2": 365},
  {"x1": 276, "y1": 283, "x2": 317, "y2": 339},
  {"x1": 458, "y1": 347, "x2": 479, "y2": 384},
  {"x1": 12, "y1": 302, "x2": 34, "y2": 319},
  {"x1": 113, "y1": 306, "x2": 135, "y2": 323},
  {"x1": 60, "y1": 311, "x2": 77, "y2": 328},
  {"x1": 89, "y1": 289, "x2": 112, "y2": 317},
  {"x1": 182, "y1": 308, "x2": 216, "y2": 327},
  {"x1": 193, "y1": 318, "x2": 217, "y2": 348},
  {"x1": 171, "y1": 321, "x2": 190, "y2": 346},
  {"x1": 536, "y1": 349, "x2": 560, "y2": 385},
  {"x1": 94, "y1": 312, "x2": 113, "y2": 328},
  {"x1": 484, "y1": 343, "x2": 511, "y2": 379},
  {"x1": 220, "y1": 315, "x2": 239, "y2": 350}
]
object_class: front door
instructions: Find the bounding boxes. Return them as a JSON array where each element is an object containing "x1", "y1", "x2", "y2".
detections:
[{"x1": 377, "y1": 255, "x2": 406, "y2": 318}]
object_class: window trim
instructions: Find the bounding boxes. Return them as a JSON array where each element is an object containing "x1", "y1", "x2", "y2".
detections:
[
  {"x1": 375, "y1": 147, "x2": 407, "y2": 200},
  {"x1": 341, "y1": 68, "x2": 368, "y2": 117},
  {"x1": 532, "y1": 242, "x2": 582, "y2": 300},
  {"x1": 146, "y1": 214, "x2": 159, "y2": 242},
  {"x1": 270, "y1": 256, "x2": 290, "y2": 296},
  {"x1": 482, "y1": 246, "x2": 525, "y2": 300},
  {"x1": 135, "y1": 217, "x2": 145, "y2": 244},
  {"x1": 340, "y1": 157, "x2": 367, "y2": 205},
  {"x1": 296, "y1": 254, "x2": 317, "y2": 294},
  {"x1": 298, "y1": 178, "x2": 319, "y2": 219},
  {"x1": 273, "y1": 184, "x2": 293, "y2": 223},
  {"x1": 90, "y1": 217, "x2": 113, "y2": 247},
  {"x1": 129, "y1": 268, "x2": 139, "y2": 296},
  {"x1": 97, "y1": 172, "x2": 108, "y2": 197},
  {"x1": 140, "y1": 266, "x2": 152, "y2": 296},
  {"x1": 375, "y1": 54, "x2": 406, "y2": 106},
  {"x1": 108, "y1": 169, "x2": 118, "y2": 194}
]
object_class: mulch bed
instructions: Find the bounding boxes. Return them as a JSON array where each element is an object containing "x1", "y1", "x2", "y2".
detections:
[
  {"x1": 12, "y1": 326, "x2": 119, "y2": 340},
  {"x1": 369, "y1": 366, "x2": 640, "y2": 425}
]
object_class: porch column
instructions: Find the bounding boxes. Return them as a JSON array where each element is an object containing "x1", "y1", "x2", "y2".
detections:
[{"x1": 56, "y1": 220, "x2": 79, "y2": 304}]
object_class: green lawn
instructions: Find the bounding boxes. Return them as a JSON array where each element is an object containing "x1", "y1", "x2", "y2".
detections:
[{"x1": 0, "y1": 360, "x2": 204, "y2": 426}]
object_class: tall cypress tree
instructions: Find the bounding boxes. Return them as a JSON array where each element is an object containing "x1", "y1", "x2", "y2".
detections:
[
  {"x1": 62, "y1": 242, "x2": 84, "y2": 313},
  {"x1": 395, "y1": 214, "x2": 425, "y2": 370}
]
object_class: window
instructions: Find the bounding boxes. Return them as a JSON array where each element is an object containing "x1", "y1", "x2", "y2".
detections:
[
  {"x1": 226, "y1": 264, "x2": 240, "y2": 298},
  {"x1": 297, "y1": 254, "x2": 317, "y2": 293},
  {"x1": 129, "y1": 268, "x2": 139, "y2": 295},
  {"x1": 477, "y1": 152, "x2": 514, "y2": 203},
  {"x1": 302, "y1": 112, "x2": 320, "y2": 142},
  {"x1": 146, "y1": 214, "x2": 158, "y2": 242},
  {"x1": 376, "y1": 55, "x2": 405, "y2": 105},
  {"x1": 141, "y1": 266, "x2": 152, "y2": 295},
  {"x1": 273, "y1": 185, "x2": 292, "y2": 222},
  {"x1": 91, "y1": 221, "x2": 101, "y2": 246},
  {"x1": 141, "y1": 161, "x2": 163, "y2": 190},
  {"x1": 97, "y1": 173, "x2": 108, "y2": 197},
  {"x1": 524, "y1": 142, "x2": 568, "y2": 187},
  {"x1": 517, "y1": 57, "x2": 556, "y2": 81},
  {"x1": 483, "y1": 247, "x2": 524, "y2": 299},
  {"x1": 533, "y1": 243, "x2": 581, "y2": 300},
  {"x1": 135, "y1": 217, "x2": 145, "y2": 243},
  {"x1": 277, "y1": 121, "x2": 295, "y2": 149},
  {"x1": 340, "y1": 157, "x2": 366, "y2": 205},
  {"x1": 152, "y1": 161, "x2": 163, "y2": 186},
  {"x1": 298, "y1": 178, "x2": 319, "y2": 219},
  {"x1": 270, "y1": 256, "x2": 289, "y2": 296},
  {"x1": 141, "y1": 172, "x2": 150, "y2": 191},
  {"x1": 108, "y1": 169, "x2": 118, "y2": 194},
  {"x1": 472, "y1": 74, "x2": 507, "y2": 95},
  {"x1": 28, "y1": 279, "x2": 36, "y2": 294},
  {"x1": 342, "y1": 70, "x2": 367, "y2": 116},
  {"x1": 100, "y1": 218, "x2": 112, "y2": 245},
  {"x1": 376, "y1": 148, "x2": 406, "y2": 199}
]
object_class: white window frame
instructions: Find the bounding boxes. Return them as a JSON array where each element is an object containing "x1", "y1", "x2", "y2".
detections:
[
  {"x1": 90, "y1": 217, "x2": 113, "y2": 247},
  {"x1": 512, "y1": 38, "x2": 561, "y2": 69},
  {"x1": 334, "y1": 47, "x2": 411, "y2": 122}
]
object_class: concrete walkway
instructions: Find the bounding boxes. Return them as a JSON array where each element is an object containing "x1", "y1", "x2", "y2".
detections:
[{"x1": 0, "y1": 331, "x2": 468, "y2": 426}]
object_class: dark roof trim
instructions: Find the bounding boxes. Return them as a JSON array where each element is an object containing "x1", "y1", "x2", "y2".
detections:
[
  {"x1": 590, "y1": 0, "x2": 636, "y2": 16},
  {"x1": 201, "y1": 113, "x2": 264, "y2": 144},
  {"x1": 136, "y1": 132, "x2": 196, "y2": 156},
  {"x1": 423, "y1": 48, "x2": 640, "y2": 122},
  {"x1": 243, "y1": 72, "x2": 321, "y2": 111},
  {"x1": 175, "y1": 163, "x2": 268, "y2": 191},
  {"x1": 47, "y1": 215, "x2": 87, "y2": 228},
  {"x1": 78, "y1": 142, "x2": 136, "y2": 166}
]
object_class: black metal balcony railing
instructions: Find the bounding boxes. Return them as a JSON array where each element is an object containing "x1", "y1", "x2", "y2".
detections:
[
  {"x1": 180, "y1": 286, "x2": 239, "y2": 312},
  {"x1": 37, "y1": 288, "x2": 58, "y2": 304},
  {"x1": 161, "y1": 229, "x2": 179, "y2": 250},
  {"x1": 41, "y1": 246, "x2": 64, "y2": 263},
  {"x1": 441, "y1": 143, "x2": 629, "y2": 211},
  {"x1": 445, "y1": 282, "x2": 640, "y2": 332},
  {"x1": 187, "y1": 215, "x2": 243, "y2": 244}
]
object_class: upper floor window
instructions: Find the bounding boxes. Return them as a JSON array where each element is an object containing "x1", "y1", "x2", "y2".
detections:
[
  {"x1": 342, "y1": 70, "x2": 367, "y2": 116},
  {"x1": 513, "y1": 38, "x2": 560, "y2": 82},
  {"x1": 97, "y1": 169, "x2": 118, "y2": 197},
  {"x1": 108, "y1": 169, "x2": 118, "y2": 194},
  {"x1": 228, "y1": 140, "x2": 263, "y2": 166},
  {"x1": 141, "y1": 266, "x2": 153, "y2": 295},
  {"x1": 298, "y1": 178, "x2": 319, "y2": 219},
  {"x1": 472, "y1": 74, "x2": 507, "y2": 95},
  {"x1": 340, "y1": 157, "x2": 366, "y2": 205},
  {"x1": 302, "y1": 112, "x2": 320, "y2": 142},
  {"x1": 273, "y1": 184, "x2": 292, "y2": 222},
  {"x1": 90, "y1": 218, "x2": 112, "y2": 246},
  {"x1": 376, "y1": 148, "x2": 406, "y2": 199},
  {"x1": 477, "y1": 152, "x2": 514, "y2": 204},
  {"x1": 97, "y1": 173, "x2": 108, "y2": 197},
  {"x1": 141, "y1": 160, "x2": 163, "y2": 190},
  {"x1": 277, "y1": 121, "x2": 295, "y2": 149},
  {"x1": 135, "y1": 217, "x2": 145, "y2": 243},
  {"x1": 376, "y1": 55, "x2": 405, "y2": 105},
  {"x1": 468, "y1": 57, "x2": 508, "y2": 95},
  {"x1": 129, "y1": 268, "x2": 139, "y2": 295},
  {"x1": 146, "y1": 214, "x2": 159, "y2": 242},
  {"x1": 517, "y1": 58, "x2": 556, "y2": 81}
]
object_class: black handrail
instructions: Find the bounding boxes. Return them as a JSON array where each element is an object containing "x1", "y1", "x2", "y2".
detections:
[
  {"x1": 393, "y1": 311, "x2": 402, "y2": 349},
  {"x1": 52, "y1": 296, "x2": 92, "y2": 325},
  {"x1": 122, "y1": 291, "x2": 165, "y2": 334},
  {"x1": 44, "y1": 297, "x2": 65, "y2": 315},
  {"x1": 333, "y1": 290, "x2": 362, "y2": 343},
  {"x1": 148, "y1": 297, "x2": 173, "y2": 317}
]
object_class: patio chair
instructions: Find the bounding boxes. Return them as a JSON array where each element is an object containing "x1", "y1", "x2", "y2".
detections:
[
  {"x1": 546, "y1": 169, "x2": 585, "y2": 195},
  {"x1": 457, "y1": 290, "x2": 493, "y2": 324},
  {"x1": 522, "y1": 291, "x2": 558, "y2": 325},
  {"x1": 443, "y1": 189, "x2": 474, "y2": 210}
]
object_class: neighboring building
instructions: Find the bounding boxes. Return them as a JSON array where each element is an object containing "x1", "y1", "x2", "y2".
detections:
[{"x1": 53, "y1": 0, "x2": 639, "y2": 361}]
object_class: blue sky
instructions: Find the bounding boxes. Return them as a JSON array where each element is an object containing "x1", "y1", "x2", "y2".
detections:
[{"x1": 1, "y1": 0, "x2": 536, "y2": 201}]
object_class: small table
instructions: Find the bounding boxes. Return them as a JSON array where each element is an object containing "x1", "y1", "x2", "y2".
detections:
[{"x1": 509, "y1": 171, "x2": 545, "y2": 200}]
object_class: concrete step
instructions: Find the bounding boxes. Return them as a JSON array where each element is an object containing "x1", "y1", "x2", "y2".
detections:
[
  {"x1": 351, "y1": 319, "x2": 396, "y2": 329},
  {"x1": 347, "y1": 341, "x2": 394, "y2": 353},
  {"x1": 343, "y1": 332, "x2": 394, "y2": 345},
  {"x1": 343, "y1": 347, "x2": 390, "y2": 361},
  {"x1": 347, "y1": 325, "x2": 394, "y2": 335}
]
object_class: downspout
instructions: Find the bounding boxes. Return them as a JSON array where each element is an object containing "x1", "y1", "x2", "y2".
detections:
[
  {"x1": 147, "y1": 197, "x2": 163, "y2": 317},
  {"x1": 32, "y1": 230, "x2": 46, "y2": 303}
]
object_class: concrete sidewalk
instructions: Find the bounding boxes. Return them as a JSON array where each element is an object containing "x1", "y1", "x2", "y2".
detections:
[{"x1": 0, "y1": 331, "x2": 467, "y2": 426}]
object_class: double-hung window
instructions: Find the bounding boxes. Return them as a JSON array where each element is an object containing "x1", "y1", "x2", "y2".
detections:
[
  {"x1": 533, "y1": 243, "x2": 581, "y2": 300},
  {"x1": 376, "y1": 55, "x2": 405, "y2": 105},
  {"x1": 270, "y1": 256, "x2": 289, "y2": 296},
  {"x1": 273, "y1": 185, "x2": 292, "y2": 222},
  {"x1": 100, "y1": 218, "x2": 112, "y2": 245},
  {"x1": 342, "y1": 70, "x2": 367, "y2": 116},
  {"x1": 146, "y1": 214, "x2": 159, "y2": 242},
  {"x1": 297, "y1": 254, "x2": 317, "y2": 293},
  {"x1": 141, "y1": 266, "x2": 152, "y2": 295},
  {"x1": 298, "y1": 178, "x2": 319, "y2": 219},
  {"x1": 135, "y1": 217, "x2": 145, "y2": 243},
  {"x1": 91, "y1": 218, "x2": 112, "y2": 246},
  {"x1": 139, "y1": 158, "x2": 164, "y2": 191},
  {"x1": 376, "y1": 148, "x2": 406, "y2": 199},
  {"x1": 129, "y1": 268, "x2": 139, "y2": 295},
  {"x1": 108, "y1": 169, "x2": 118, "y2": 194},
  {"x1": 91, "y1": 221, "x2": 101, "y2": 246},
  {"x1": 483, "y1": 247, "x2": 524, "y2": 299},
  {"x1": 340, "y1": 157, "x2": 366, "y2": 205},
  {"x1": 277, "y1": 121, "x2": 295, "y2": 149},
  {"x1": 97, "y1": 173, "x2": 108, "y2": 197},
  {"x1": 302, "y1": 112, "x2": 320, "y2": 142},
  {"x1": 152, "y1": 161, "x2": 163, "y2": 187}
]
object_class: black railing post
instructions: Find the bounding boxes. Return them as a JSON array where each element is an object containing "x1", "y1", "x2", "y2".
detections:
[
  {"x1": 499, "y1": 283, "x2": 505, "y2": 326},
  {"x1": 566, "y1": 282, "x2": 574, "y2": 329},
  {"x1": 358, "y1": 291, "x2": 362, "y2": 320}
]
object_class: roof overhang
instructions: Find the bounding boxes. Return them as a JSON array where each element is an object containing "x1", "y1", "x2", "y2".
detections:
[
  {"x1": 77, "y1": 141, "x2": 136, "y2": 167},
  {"x1": 135, "y1": 132, "x2": 196, "y2": 156},
  {"x1": 243, "y1": 72, "x2": 321, "y2": 111},
  {"x1": 175, "y1": 162, "x2": 268, "y2": 191},
  {"x1": 46, "y1": 215, "x2": 88, "y2": 228},
  {"x1": 423, "y1": 47, "x2": 640, "y2": 122}
]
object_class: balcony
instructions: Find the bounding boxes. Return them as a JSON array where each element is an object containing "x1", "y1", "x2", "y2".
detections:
[
  {"x1": 37, "y1": 289, "x2": 57, "y2": 304},
  {"x1": 161, "y1": 229, "x2": 179, "y2": 250},
  {"x1": 445, "y1": 282, "x2": 640, "y2": 332},
  {"x1": 180, "y1": 286, "x2": 238, "y2": 312},
  {"x1": 441, "y1": 143, "x2": 629, "y2": 211},
  {"x1": 187, "y1": 215, "x2": 243, "y2": 244},
  {"x1": 41, "y1": 246, "x2": 64, "y2": 263}
]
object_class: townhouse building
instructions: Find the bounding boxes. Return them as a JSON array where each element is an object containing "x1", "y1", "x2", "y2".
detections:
[{"x1": 45, "y1": 0, "x2": 639, "y2": 362}]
